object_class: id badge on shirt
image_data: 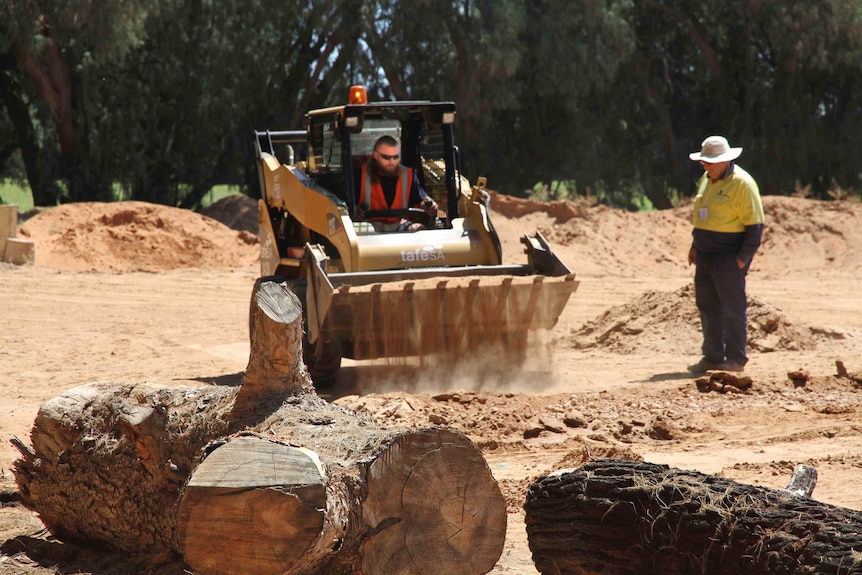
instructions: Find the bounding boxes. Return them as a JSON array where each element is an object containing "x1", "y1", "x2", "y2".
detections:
[{"x1": 698, "y1": 207, "x2": 708, "y2": 220}]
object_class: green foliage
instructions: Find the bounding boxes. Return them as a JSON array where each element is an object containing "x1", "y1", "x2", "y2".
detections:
[
  {"x1": 201, "y1": 186, "x2": 243, "y2": 208},
  {"x1": 0, "y1": 179, "x2": 34, "y2": 212},
  {"x1": 530, "y1": 180, "x2": 577, "y2": 202},
  {"x1": 473, "y1": 0, "x2": 638, "y2": 197},
  {"x1": 529, "y1": 177, "x2": 656, "y2": 212},
  {"x1": 2, "y1": 0, "x2": 862, "y2": 209}
]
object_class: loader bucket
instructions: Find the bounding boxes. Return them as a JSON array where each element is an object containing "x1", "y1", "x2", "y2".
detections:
[{"x1": 305, "y1": 236, "x2": 579, "y2": 362}]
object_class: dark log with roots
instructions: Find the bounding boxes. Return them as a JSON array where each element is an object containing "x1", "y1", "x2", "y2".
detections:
[
  {"x1": 523, "y1": 458, "x2": 861, "y2": 575},
  {"x1": 12, "y1": 281, "x2": 506, "y2": 575}
]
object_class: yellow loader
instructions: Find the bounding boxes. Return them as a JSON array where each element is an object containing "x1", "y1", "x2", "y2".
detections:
[{"x1": 253, "y1": 87, "x2": 578, "y2": 385}]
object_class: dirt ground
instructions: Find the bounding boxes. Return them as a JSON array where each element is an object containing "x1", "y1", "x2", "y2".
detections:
[{"x1": 2, "y1": 194, "x2": 862, "y2": 574}]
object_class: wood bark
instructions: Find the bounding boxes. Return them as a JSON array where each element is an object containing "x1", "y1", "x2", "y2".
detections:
[
  {"x1": 524, "y1": 458, "x2": 862, "y2": 575},
  {"x1": 13, "y1": 279, "x2": 506, "y2": 575},
  {"x1": 17, "y1": 21, "x2": 77, "y2": 153},
  {"x1": 238, "y1": 280, "x2": 312, "y2": 404}
]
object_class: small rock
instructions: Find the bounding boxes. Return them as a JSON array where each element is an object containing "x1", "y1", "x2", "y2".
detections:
[
  {"x1": 563, "y1": 410, "x2": 589, "y2": 428},
  {"x1": 428, "y1": 413, "x2": 448, "y2": 425},
  {"x1": 647, "y1": 417, "x2": 680, "y2": 441},
  {"x1": 788, "y1": 369, "x2": 810, "y2": 387},
  {"x1": 836, "y1": 360, "x2": 849, "y2": 378},
  {"x1": 539, "y1": 416, "x2": 567, "y2": 434}
]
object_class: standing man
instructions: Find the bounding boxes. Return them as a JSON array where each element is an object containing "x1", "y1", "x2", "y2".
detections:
[
  {"x1": 687, "y1": 136, "x2": 765, "y2": 373},
  {"x1": 358, "y1": 135, "x2": 438, "y2": 232}
]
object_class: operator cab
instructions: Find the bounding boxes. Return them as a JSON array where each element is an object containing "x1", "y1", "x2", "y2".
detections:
[{"x1": 304, "y1": 87, "x2": 461, "y2": 231}]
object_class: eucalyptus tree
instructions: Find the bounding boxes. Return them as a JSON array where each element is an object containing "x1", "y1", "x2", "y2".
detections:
[
  {"x1": 353, "y1": 0, "x2": 638, "y2": 200},
  {"x1": 491, "y1": 0, "x2": 636, "y2": 200},
  {"x1": 353, "y1": 0, "x2": 524, "y2": 181},
  {"x1": 737, "y1": 0, "x2": 862, "y2": 196},
  {"x1": 506, "y1": 0, "x2": 862, "y2": 205},
  {"x1": 0, "y1": 0, "x2": 150, "y2": 203},
  {"x1": 96, "y1": 0, "x2": 365, "y2": 207},
  {"x1": 625, "y1": 0, "x2": 862, "y2": 200},
  {"x1": 0, "y1": 44, "x2": 60, "y2": 203}
]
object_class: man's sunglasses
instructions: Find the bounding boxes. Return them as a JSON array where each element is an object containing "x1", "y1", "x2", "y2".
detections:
[{"x1": 376, "y1": 152, "x2": 400, "y2": 161}]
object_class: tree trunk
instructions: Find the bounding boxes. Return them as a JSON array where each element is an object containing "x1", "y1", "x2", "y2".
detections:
[
  {"x1": 13, "y1": 280, "x2": 506, "y2": 575},
  {"x1": 0, "y1": 50, "x2": 62, "y2": 206},
  {"x1": 238, "y1": 280, "x2": 311, "y2": 403},
  {"x1": 17, "y1": 23, "x2": 76, "y2": 154},
  {"x1": 524, "y1": 458, "x2": 862, "y2": 575}
]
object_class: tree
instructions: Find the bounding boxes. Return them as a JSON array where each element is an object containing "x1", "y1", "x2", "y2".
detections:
[
  {"x1": 97, "y1": 0, "x2": 364, "y2": 207},
  {"x1": 0, "y1": 0, "x2": 150, "y2": 203},
  {"x1": 4, "y1": 0, "x2": 862, "y2": 209},
  {"x1": 479, "y1": 0, "x2": 637, "y2": 200},
  {"x1": 625, "y1": 0, "x2": 862, "y2": 200},
  {"x1": 358, "y1": 0, "x2": 524, "y2": 179},
  {"x1": 0, "y1": 46, "x2": 63, "y2": 205}
]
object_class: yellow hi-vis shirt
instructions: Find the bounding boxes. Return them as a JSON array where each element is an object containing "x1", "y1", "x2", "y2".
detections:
[{"x1": 692, "y1": 164, "x2": 764, "y2": 232}]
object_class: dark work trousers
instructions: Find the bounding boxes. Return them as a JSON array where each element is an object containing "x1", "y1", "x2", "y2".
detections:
[{"x1": 694, "y1": 251, "x2": 751, "y2": 365}]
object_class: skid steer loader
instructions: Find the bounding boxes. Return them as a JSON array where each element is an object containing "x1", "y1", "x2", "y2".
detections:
[{"x1": 252, "y1": 86, "x2": 579, "y2": 385}]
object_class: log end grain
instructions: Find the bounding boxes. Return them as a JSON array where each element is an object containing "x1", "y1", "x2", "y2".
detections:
[
  {"x1": 177, "y1": 437, "x2": 326, "y2": 575},
  {"x1": 359, "y1": 428, "x2": 507, "y2": 575}
]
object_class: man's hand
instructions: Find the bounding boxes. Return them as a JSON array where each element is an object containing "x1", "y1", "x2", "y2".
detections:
[
  {"x1": 688, "y1": 247, "x2": 697, "y2": 266},
  {"x1": 422, "y1": 198, "x2": 438, "y2": 217}
]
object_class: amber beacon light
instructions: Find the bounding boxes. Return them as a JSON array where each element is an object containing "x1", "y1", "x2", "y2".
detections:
[{"x1": 349, "y1": 85, "x2": 368, "y2": 104}]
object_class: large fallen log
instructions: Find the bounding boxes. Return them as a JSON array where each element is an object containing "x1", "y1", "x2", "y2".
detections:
[
  {"x1": 524, "y1": 458, "x2": 862, "y2": 575},
  {"x1": 13, "y1": 280, "x2": 506, "y2": 575}
]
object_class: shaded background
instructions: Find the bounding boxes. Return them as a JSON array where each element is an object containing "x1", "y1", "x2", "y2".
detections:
[{"x1": 1, "y1": 0, "x2": 860, "y2": 210}]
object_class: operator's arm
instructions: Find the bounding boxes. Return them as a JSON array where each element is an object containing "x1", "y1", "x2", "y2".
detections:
[
  {"x1": 408, "y1": 172, "x2": 429, "y2": 205},
  {"x1": 408, "y1": 172, "x2": 437, "y2": 213}
]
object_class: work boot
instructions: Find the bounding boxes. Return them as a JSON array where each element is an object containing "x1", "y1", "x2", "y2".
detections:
[
  {"x1": 716, "y1": 361, "x2": 745, "y2": 372},
  {"x1": 687, "y1": 358, "x2": 718, "y2": 374}
]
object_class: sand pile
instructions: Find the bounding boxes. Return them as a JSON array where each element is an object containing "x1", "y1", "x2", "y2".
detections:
[
  {"x1": 569, "y1": 284, "x2": 818, "y2": 354},
  {"x1": 488, "y1": 191, "x2": 691, "y2": 276},
  {"x1": 489, "y1": 192, "x2": 862, "y2": 277},
  {"x1": 757, "y1": 196, "x2": 862, "y2": 273},
  {"x1": 16, "y1": 192, "x2": 862, "y2": 278},
  {"x1": 19, "y1": 201, "x2": 259, "y2": 272}
]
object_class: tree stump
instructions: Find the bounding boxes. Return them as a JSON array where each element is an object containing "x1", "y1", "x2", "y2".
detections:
[
  {"x1": 12, "y1": 279, "x2": 506, "y2": 575},
  {"x1": 241, "y1": 280, "x2": 309, "y2": 398},
  {"x1": 524, "y1": 459, "x2": 862, "y2": 575}
]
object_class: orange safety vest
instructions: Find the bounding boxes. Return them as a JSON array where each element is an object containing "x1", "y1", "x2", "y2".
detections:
[{"x1": 360, "y1": 163, "x2": 412, "y2": 224}]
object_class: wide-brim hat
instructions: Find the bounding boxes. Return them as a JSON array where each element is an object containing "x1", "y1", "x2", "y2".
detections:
[{"x1": 689, "y1": 135, "x2": 742, "y2": 163}]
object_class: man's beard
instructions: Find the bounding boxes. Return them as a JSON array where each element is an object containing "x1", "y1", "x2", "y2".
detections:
[{"x1": 375, "y1": 160, "x2": 399, "y2": 178}]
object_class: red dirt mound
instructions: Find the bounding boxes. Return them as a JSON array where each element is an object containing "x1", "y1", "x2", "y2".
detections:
[
  {"x1": 19, "y1": 201, "x2": 259, "y2": 272},
  {"x1": 488, "y1": 192, "x2": 862, "y2": 277},
  {"x1": 569, "y1": 284, "x2": 819, "y2": 355}
]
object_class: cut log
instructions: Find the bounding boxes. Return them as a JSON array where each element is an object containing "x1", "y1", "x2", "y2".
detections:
[
  {"x1": 176, "y1": 427, "x2": 505, "y2": 575},
  {"x1": 15, "y1": 385, "x2": 505, "y2": 575},
  {"x1": 13, "y1": 279, "x2": 506, "y2": 575},
  {"x1": 3, "y1": 237, "x2": 35, "y2": 265},
  {"x1": 524, "y1": 459, "x2": 862, "y2": 575},
  {"x1": 0, "y1": 203, "x2": 17, "y2": 258},
  {"x1": 176, "y1": 437, "x2": 327, "y2": 575},
  {"x1": 238, "y1": 279, "x2": 312, "y2": 403}
]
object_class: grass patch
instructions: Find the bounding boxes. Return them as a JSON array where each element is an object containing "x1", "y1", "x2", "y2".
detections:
[
  {"x1": 0, "y1": 180, "x2": 34, "y2": 212},
  {"x1": 200, "y1": 185, "x2": 243, "y2": 208},
  {"x1": 0, "y1": 181, "x2": 242, "y2": 212}
]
